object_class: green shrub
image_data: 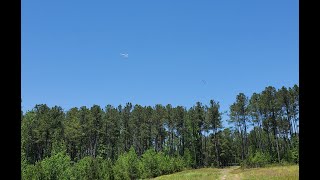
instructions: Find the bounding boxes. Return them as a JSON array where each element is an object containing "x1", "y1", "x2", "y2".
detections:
[
  {"x1": 156, "y1": 151, "x2": 169, "y2": 175},
  {"x1": 139, "y1": 149, "x2": 187, "y2": 178},
  {"x1": 172, "y1": 156, "x2": 185, "y2": 172},
  {"x1": 139, "y1": 149, "x2": 159, "y2": 178},
  {"x1": 71, "y1": 156, "x2": 113, "y2": 180},
  {"x1": 183, "y1": 148, "x2": 194, "y2": 168},
  {"x1": 289, "y1": 148, "x2": 299, "y2": 164},
  {"x1": 22, "y1": 162, "x2": 45, "y2": 180},
  {"x1": 96, "y1": 157, "x2": 114, "y2": 180},
  {"x1": 242, "y1": 151, "x2": 271, "y2": 168},
  {"x1": 71, "y1": 156, "x2": 92, "y2": 180},
  {"x1": 41, "y1": 152, "x2": 72, "y2": 180},
  {"x1": 113, "y1": 147, "x2": 140, "y2": 180}
]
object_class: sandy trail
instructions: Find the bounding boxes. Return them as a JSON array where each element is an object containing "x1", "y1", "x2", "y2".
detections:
[{"x1": 220, "y1": 166, "x2": 240, "y2": 180}]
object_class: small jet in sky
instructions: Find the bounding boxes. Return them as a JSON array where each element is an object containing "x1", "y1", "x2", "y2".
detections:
[
  {"x1": 202, "y1": 80, "x2": 207, "y2": 85},
  {"x1": 120, "y1": 53, "x2": 128, "y2": 58}
]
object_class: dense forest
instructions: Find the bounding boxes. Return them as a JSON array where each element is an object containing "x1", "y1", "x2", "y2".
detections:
[{"x1": 21, "y1": 85, "x2": 299, "y2": 179}]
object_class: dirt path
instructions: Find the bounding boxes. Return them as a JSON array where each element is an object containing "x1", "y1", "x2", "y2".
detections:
[{"x1": 220, "y1": 166, "x2": 240, "y2": 180}]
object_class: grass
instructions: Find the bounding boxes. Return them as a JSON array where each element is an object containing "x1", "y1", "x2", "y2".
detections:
[
  {"x1": 231, "y1": 165, "x2": 299, "y2": 180},
  {"x1": 152, "y1": 168, "x2": 221, "y2": 180},
  {"x1": 151, "y1": 165, "x2": 298, "y2": 180}
]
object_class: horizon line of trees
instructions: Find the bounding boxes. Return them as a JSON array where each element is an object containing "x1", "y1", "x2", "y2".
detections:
[{"x1": 21, "y1": 84, "x2": 299, "y2": 179}]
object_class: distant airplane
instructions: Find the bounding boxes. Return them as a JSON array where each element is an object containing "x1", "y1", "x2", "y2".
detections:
[
  {"x1": 120, "y1": 53, "x2": 128, "y2": 58},
  {"x1": 202, "y1": 80, "x2": 207, "y2": 85}
]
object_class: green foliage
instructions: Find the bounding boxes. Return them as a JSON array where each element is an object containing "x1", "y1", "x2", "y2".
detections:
[
  {"x1": 21, "y1": 84, "x2": 299, "y2": 178},
  {"x1": 71, "y1": 156, "x2": 93, "y2": 180},
  {"x1": 113, "y1": 147, "x2": 140, "y2": 180},
  {"x1": 242, "y1": 151, "x2": 271, "y2": 168},
  {"x1": 22, "y1": 152, "x2": 72, "y2": 180},
  {"x1": 96, "y1": 157, "x2": 114, "y2": 180},
  {"x1": 155, "y1": 151, "x2": 169, "y2": 175},
  {"x1": 71, "y1": 156, "x2": 114, "y2": 180},
  {"x1": 289, "y1": 135, "x2": 299, "y2": 164},
  {"x1": 172, "y1": 156, "x2": 186, "y2": 172},
  {"x1": 139, "y1": 149, "x2": 187, "y2": 178},
  {"x1": 51, "y1": 140, "x2": 67, "y2": 156},
  {"x1": 139, "y1": 149, "x2": 158, "y2": 178},
  {"x1": 23, "y1": 161, "x2": 45, "y2": 180},
  {"x1": 183, "y1": 148, "x2": 194, "y2": 168},
  {"x1": 289, "y1": 148, "x2": 299, "y2": 164},
  {"x1": 157, "y1": 152, "x2": 185, "y2": 175},
  {"x1": 40, "y1": 152, "x2": 72, "y2": 180}
]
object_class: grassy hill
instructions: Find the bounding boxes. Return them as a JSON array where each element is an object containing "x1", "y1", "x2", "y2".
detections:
[{"x1": 152, "y1": 165, "x2": 299, "y2": 180}]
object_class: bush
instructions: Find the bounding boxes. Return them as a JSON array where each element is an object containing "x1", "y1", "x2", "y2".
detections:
[
  {"x1": 23, "y1": 147, "x2": 187, "y2": 180},
  {"x1": 96, "y1": 157, "x2": 114, "y2": 180},
  {"x1": 22, "y1": 162, "x2": 45, "y2": 180},
  {"x1": 41, "y1": 152, "x2": 72, "y2": 180},
  {"x1": 113, "y1": 147, "x2": 140, "y2": 180},
  {"x1": 289, "y1": 148, "x2": 299, "y2": 164},
  {"x1": 139, "y1": 149, "x2": 159, "y2": 178},
  {"x1": 172, "y1": 156, "x2": 185, "y2": 172},
  {"x1": 139, "y1": 149, "x2": 187, "y2": 178},
  {"x1": 183, "y1": 148, "x2": 194, "y2": 168},
  {"x1": 242, "y1": 151, "x2": 271, "y2": 168},
  {"x1": 23, "y1": 153, "x2": 71, "y2": 180},
  {"x1": 71, "y1": 156, "x2": 92, "y2": 180},
  {"x1": 158, "y1": 152, "x2": 176, "y2": 175},
  {"x1": 71, "y1": 156, "x2": 113, "y2": 180},
  {"x1": 156, "y1": 151, "x2": 169, "y2": 175}
]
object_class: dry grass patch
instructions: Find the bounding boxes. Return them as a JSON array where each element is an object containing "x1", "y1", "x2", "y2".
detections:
[
  {"x1": 152, "y1": 168, "x2": 221, "y2": 180},
  {"x1": 151, "y1": 165, "x2": 298, "y2": 180},
  {"x1": 229, "y1": 165, "x2": 299, "y2": 180}
]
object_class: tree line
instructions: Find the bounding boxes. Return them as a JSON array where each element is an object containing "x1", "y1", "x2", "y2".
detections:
[{"x1": 21, "y1": 84, "x2": 299, "y2": 179}]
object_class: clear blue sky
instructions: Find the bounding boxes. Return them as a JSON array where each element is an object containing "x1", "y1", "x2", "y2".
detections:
[{"x1": 22, "y1": 0, "x2": 298, "y2": 127}]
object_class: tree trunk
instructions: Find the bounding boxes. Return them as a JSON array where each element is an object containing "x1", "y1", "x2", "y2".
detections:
[
  {"x1": 275, "y1": 133, "x2": 281, "y2": 163},
  {"x1": 214, "y1": 133, "x2": 219, "y2": 167},
  {"x1": 243, "y1": 119, "x2": 248, "y2": 158}
]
